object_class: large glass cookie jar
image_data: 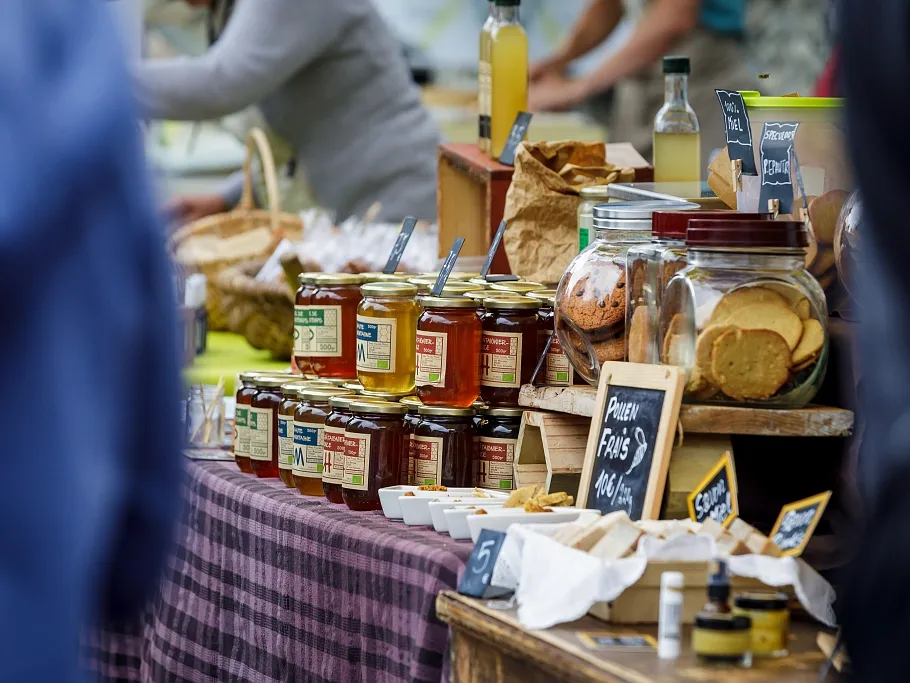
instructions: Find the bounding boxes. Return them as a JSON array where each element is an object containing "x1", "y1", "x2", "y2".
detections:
[{"x1": 660, "y1": 219, "x2": 828, "y2": 407}]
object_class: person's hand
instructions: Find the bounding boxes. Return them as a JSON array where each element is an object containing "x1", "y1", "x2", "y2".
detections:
[
  {"x1": 166, "y1": 194, "x2": 228, "y2": 226},
  {"x1": 529, "y1": 55, "x2": 567, "y2": 84},
  {"x1": 529, "y1": 75, "x2": 590, "y2": 113}
]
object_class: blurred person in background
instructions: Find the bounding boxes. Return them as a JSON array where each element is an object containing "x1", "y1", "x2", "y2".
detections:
[
  {"x1": 136, "y1": 0, "x2": 440, "y2": 224},
  {"x1": 0, "y1": 0, "x2": 183, "y2": 680},
  {"x1": 528, "y1": 0, "x2": 757, "y2": 169}
]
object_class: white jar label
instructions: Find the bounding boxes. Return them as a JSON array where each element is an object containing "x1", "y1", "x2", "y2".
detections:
[
  {"x1": 293, "y1": 422, "x2": 324, "y2": 478},
  {"x1": 476, "y1": 436, "x2": 517, "y2": 490},
  {"x1": 322, "y1": 426, "x2": 346, "y2": 485},
  {"x1": 413, "y1": 435, "x2": 444, "y2": 486},
  {"x1": 342, "y1": 432, "x2": 371, "y2": 491},
  {"x1": 416, "y1": 331, "x2": 447, "y2": 387},
  {"x1": 481, "y1": 331, "x2": 522, "y2": 388},
  {"x1": 248, "y1": 407, "x2": 273, "y2": 461},
  {"x1": 356, "y1": 316, "x2": 397, "y2": 373},
  {"x1": 277, "y1": 415, "x2": 294, "y2": 469},
  {"x1": 295, "y1": 306, "x2": 342, "y2": 357},
  {"x1": 234, "y1": 406, "x2": 250, "y2": 457}
]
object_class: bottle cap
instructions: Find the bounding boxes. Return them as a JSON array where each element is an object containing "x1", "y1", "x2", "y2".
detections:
[
  {"x1": 661, "y1": 571, "x2": 684, "y2": 590},
  {"x1": 493, "y1": 0, "x2": 521, "y2": 5},
  {"x1": 663, "y1": 56, "x2": 691, "y2": 75}
]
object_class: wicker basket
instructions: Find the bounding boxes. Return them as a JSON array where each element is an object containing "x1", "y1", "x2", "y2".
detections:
[{"x1": 170, "y1": 128, "x2": 303, "y2": 330}]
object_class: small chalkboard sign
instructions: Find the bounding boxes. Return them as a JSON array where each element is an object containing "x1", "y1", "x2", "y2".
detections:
[
  {"x1": 431, "y1": 237, "x2": 465, "y2": 296},
  {"x1": 687, "y1": 451, "x2": 739, "y2": 527},
  {"x1": 715, "y1": 90, "x2": 757, "y2": 176},
  {"x1": 480, "y1": 220, "x2": 508, "y2": 278},
  {"x1": 457, "y1": 528, "x2": 507, "y2": 598},
  {"x1": 578, "y1": 362, "x2": 684, "y2": 520},
  {"x1": 758, "y1": 121, "x2": 800, "y2": 215},
  {"x1": 769, "y1": 491, "x2": 832, "y2": 557},
  {"x1": 382, "y1": 216, "x2": 418, "y2": 274},
  {"x1": 498, "y1": 112, "x2": 533, "y2": 166}
]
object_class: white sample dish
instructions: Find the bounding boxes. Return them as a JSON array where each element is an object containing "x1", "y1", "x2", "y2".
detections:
[
  {"x1": 467, "y1": 507, "x2": 595, "y2": 542},
  {"x1": 378, "y1": 485, "x2": 419, "y2": 519},
  {"x1": 445, "y1": 505, "x2": 506, "y2": 540},
  {"x1": 429, "y1": 499, "x2": 506, "y2": 533},
  {"x1": 398, "y1": 490, "x2": 509, "y2": 526}
]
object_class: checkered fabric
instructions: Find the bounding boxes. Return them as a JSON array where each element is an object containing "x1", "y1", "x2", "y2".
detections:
[{"x1": 83, "y1": 461, "x2": 472, "y2": 682}]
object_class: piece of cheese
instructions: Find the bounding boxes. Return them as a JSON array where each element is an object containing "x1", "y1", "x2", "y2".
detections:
[
  {"x1": 636, "y1": 520, "x2": 669, "y2": 539},
  {"x1": 565, "y1": 511, "x2": 631, "y2": 552},
  {"x1": 550, "y1": 511, "x2": 602, "y2": 545},
  {"x1": 715, "y1": 532, "x2": 750, "y2": 556},
  {"x1": 745, "y1": 530, "x2": 782, "y2": 557},
  {"x1": 699, "y1": 517, "x2": 727, "y2": 540},
  {"x1": 589, "y1": 518, "x2": 643, "y2": 561},
  {"x1": 727, "y1": 517, "x2": 756, "y2": 542}
]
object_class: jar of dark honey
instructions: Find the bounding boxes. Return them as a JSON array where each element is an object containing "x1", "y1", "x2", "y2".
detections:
[
  {"x1": 480, "y1": 297, "x2": 541, "y2": 406},
  {"x1": 416, "y1": 296, "x2": 482, "y2": 408},
  {"x1": 323, "y1": 395, "x2": 388, "y2": 502},
  {"x1": 293, "y1": 273, "x2": 320, "y2": 375},
  {"x1": 233, "y1": 372, "x2": 259, "y2": 474},
  {"x1": 303, "y1": 273, "x2": 364, "y2": 378},
  {"x1": 249, "y1": 375, "x2": 286, "y2": 478},
  {"x1": 527, "y1": 290, "x2": 575, "y2": 386},
  {"x1": 400, "y1": 395, "x2": 423, "y2": 485},
  {"x1": 475, "y1": 407, "x2": 523, "y2": 490},
  {"x1": 278, "y1": 382, "x2": 304, "y2": 487},
  {"x1": 343, "y1": 401, "x2": 408, "y2": 511},
  {"x1": 293, "y1": 387, "x2": 352, "y2": 496},
  {"x1": 413, "y1": 405, "x2": 476, "y2": 487}
]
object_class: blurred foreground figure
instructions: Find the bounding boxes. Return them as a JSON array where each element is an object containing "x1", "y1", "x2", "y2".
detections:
[
  {"x1": 841, "y1": 1, "x2": 910, "y2": 680},
  {"x1": 0, "y1": 1, "x2": 183, "y2": 681}
]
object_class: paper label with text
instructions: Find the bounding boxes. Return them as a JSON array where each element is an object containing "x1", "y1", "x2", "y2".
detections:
[
  {"x1": 416, "y1": 331, "x2": 447, "y2": 386},
  {"x1": 343, "y1": 432, "x2": 371, "y2": 491},
  {"x1": 413, "y1": 435, "x2": 444, "y2": 486},
  {"x1": 234, "y1": 406, "x2": 250, "y2": 457},
  {"x1": 481, "y1": 332, "x2": 522, "y2": 388},
  {"x1": 546, "y1": 336, "x2": 573, "y2": 385},
  {"x1": 295, "y1": 306, "x2": 342, "y2": 357},
  {"x1": 248, "y1": 407, "x2": 273, "y2": 461},
  {"x1": 322, "y1": 426, "x2": 346, "y2": 485},
  {"x1": 356, "y1": 316, "x2": 397, "y2": 373},
  {"x1": 277, "y1": 414, "x2": 294, "y2": 470},
  {"x1": 476, "y1": 437, "x2": 516, "y2": 490},
  {"x1": 293, "y1": 422, "x2": 324, "y2": 478}
]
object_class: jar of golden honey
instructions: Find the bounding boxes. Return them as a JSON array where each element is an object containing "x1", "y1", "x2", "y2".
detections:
[
  {"x1": 293, "y1": 387, "x2": 352, "y2": 496},
  {"x1": 293, "y1": 273, "x2": 320, "y2": 375},
  {"x1": 356, "y1": 282, "x2": 418, "y2": 394},
  {"x1": 416, "y1": 296, "x2": 482, "y2": 407},
  {"x1": 481, "y1": 297, "x2": 541, "y2": 406},
  {"x1": 303, "y1": 274, "x2": 364, "y2": 378},
  {"x1": 343, "y1": 401, "x2": 409, "y2": 511}
]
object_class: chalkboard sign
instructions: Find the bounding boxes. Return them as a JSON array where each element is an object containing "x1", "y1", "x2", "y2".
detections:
[
  {"x1": 382, "y1": 216, "x2": 418, "y2": 274},
  {"x1": 769, "y1": 491, "x2": 832, "y2": 557},
  {"x1": 758, "y1": 122, "x2": 800, "y2": 214},
  {"x1": 715, "y1": 90, "x2": 757, "y2": 176},
  {"x1": 431, "y1": 237, "x2": 465, "y2": 296},
  {"x1": 578, "y1": 362, "x2": 684, "y2": 520},
  {"x1": 687, "y1": 451, "x2": 739, "y2": 527},
  {"x1": 481, "y1": 220, "x2": 508, "y2": 278},
  {"x1": 457, "y1": 528, "x2": 507, "y2": 597},
  {"x1": 498, "y1": 112, "x2": 533, "y2": 166}
]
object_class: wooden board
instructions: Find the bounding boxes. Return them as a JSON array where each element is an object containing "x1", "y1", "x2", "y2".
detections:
[
  {"x1": 519, "y1": 385, "x2": 854, "y2": 438},
  {"x1": 516, "y1": 411, "x2": 589, "y2": 497},
  {"x1": 437, "y1": 591, "x2": 839, "y2": 683}
]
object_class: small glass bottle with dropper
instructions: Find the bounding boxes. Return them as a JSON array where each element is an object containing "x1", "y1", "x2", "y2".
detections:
[{"x1": 653, "y1": 56, "x2": 701, "y2": 183}]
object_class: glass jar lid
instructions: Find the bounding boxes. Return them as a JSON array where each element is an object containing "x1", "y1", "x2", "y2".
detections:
[
  {"x1": 733, "y1": 592, "x2": 789, "y2": 611},
  {"x1": 361, "y1": 389, "x2": 414, "y2": 400},
  {"x1": 329, "y1": 395, "x2": 385, "y2": 410},
  {"x1": 420, "y1": 296, "x2": 480, "y2": 309},
  {"x1": 484, "y1": 407, "x2": 524, "y2": 417},
  {"x1": 526, "y1": 289, "x2": 558, "y2": 302},
  {"x1": 341, "y1": 381, "x2": 363, "y2": 393},
  {"x1": 484, "y1": 296, "x2": 540, "y2": 310},
  {"x1": 314, "y1": 377, "x2": 356, "y2": 386},
  {"x1": 297, "y1": 387, "x2": 353, "y2": 402},
  {"x1": 651, "y1": 210, "x2": 773, "y2": 240},
  {"x1": 350, "y1": 401, "x2": 409, "y2": 415},
  {"x1": 239, "y1": 371, "x2": 263, "y2": 382},
  {"x1": 439, "y1": 282, "x2": 478, "y2": 296},
  {"x1": 417, "y1": 405, "x2": 476, "y2": 417},
  {"x1": 313, "y1": 273, "x2": 365, "y2": 286},
  {"x1": 490, "y1": 281, "x2": 545, "y2": 294},
  {"x1": 297, "y1": 272, "x2": 321, "y2": 285},
  {"x1": 579, "y1": 184, "x2": 615, "y2": 199},
  {"x1": 360, "y1": 272, "x2": 412, "y2": 283},
  {"x1": 280, "y1": 381, "x2": 317, "y2": 395},
  {"x1": 686, "y1": 220, "x2": 809, "y2": 248},
  {"x1": 593, "y1": 200, "x2": 698, "y2": 222},
  {"x1": 253, "y1": 376, "x2": 290, "y2": 389},
  {"x1": 399, "y1": 395, "x2": 422, "y2": 410},
  {"x1": 694, "y1": 613, "x2": 752, "y2": 632},
  {"x1": 361, "y1": 281, "x2": 418, "y2": 297}
]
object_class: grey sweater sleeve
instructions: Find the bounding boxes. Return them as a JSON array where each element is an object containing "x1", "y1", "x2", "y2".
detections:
[{"x1": 134, "y1": 0, "x2": 355, "y2": 121}]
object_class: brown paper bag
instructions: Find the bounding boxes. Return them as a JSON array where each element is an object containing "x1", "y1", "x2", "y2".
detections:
[{"x1": 502, "y1": 141, "x2": 635, "y2": 284}]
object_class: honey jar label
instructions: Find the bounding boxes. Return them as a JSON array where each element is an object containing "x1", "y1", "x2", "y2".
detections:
[
  {"x1": 356, "y1": 316, "x2": 397, "y2": 373},
  {"x1": 248, "y1": 407, "x2": 273, "y2": 461},
  {"x1": 416, "y1": 331, "x2": 447, "y2": 386},
  {"x1": 545, "y1": 337, "x2": 573, "y2": 386},
  {"x1": 295, "y1": 305, "x2": 343, "y2": 358},
  {"x1": 481, "y1": 332, "x2": 522, "y2": 388},
  {"x1": 343, "y1": 432, "x2": 371, "y2": 491},
  {"x1": 277, "y1": 415, "x2": 294, "y2": 470},
  {"x1": 293, "y1": 422, "x2": 325, "y2": 478},
  {"x1": 234, "y1": 406, "x2": 250, "y2": 456},
  {"x1": 477, "y1": 437, "x2": 516, "y2": 490},
  {"x1": 413, "y1": 435, "x2": 444, "y2": 486},
  {"x1": 322, "y1": 426, "x2": 346, "y2": 484}
]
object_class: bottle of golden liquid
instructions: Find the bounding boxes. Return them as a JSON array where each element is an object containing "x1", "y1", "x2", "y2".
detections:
[
  {"x1": 489, "y1": 0, "x2": 528, "y2": 159},
  {"x1": 478, "y1": 2, "x2": 495, "y2": 153},
  {"x1": 653, "y1": 56, "x2": 701, "y2": 183}
]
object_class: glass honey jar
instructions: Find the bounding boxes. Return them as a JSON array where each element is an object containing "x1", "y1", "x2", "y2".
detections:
[
  {"x1": 322, "y1": 395, "x2": 387, "y2": 503},
  {"x1": 413, "y1": 406, "x2": 476, "y2": 487},
  {"x1": 399, "y1": 395, "x2": 423, "y2": 486},
  {"x1": 475, "y1": 407, "x2": 522, "y2": 490},
  {"x1": 416, "y1": 296, "x2": 482, "y2": 408},
  {"x1": 293, "y1": 273, "x2": 320, "y2": 375},
  {"x1": 249, "y1": 375, "x2": 286, "y2": 478},
  {"x1": 481, "y1": 297, "x2": 541, "y2": 406},
  {"x1": 303, "y1": 273, "x2": 364, "y2": 378},
  {"x1": 233, "y1": 372, "x2": 259, "y2": 474},
  {"x1": 343, "y1": 401, "x2": 409, "y2": 511},
  {"x1": 527, "y1": 290, "x2": 575, "y2": 386},
  {"x1": 278, "y1": 382, "x2": 304, "y2": 487},
  {"x1": 293, "y1": 387, "x2": 352, "y2": 496},
  {"x1": 356, "y1": 282, "x2": 418, "y2": 394}
]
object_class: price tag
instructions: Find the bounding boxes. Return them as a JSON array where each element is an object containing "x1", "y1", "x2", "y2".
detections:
[
  {"x1": 457, "y1": 529, "x2": 507, "y2": 598},
  {"x1": 498, "y1": 112, "x2": 533, "y2": 166},
  {"x1": 687, "y1": 451, "x2": 738, "y2": 527},
  {"x1": 382, "y1": 216, "x2": 418, "y2": 274},
  {"x1": 431, "y1": 237, "x2": 465, "y2": 296},
  {"x1": 715, "y1": 90, "x2": 757, "y2": 176},
  {"x1": 480, "y1": 220, "x2": 508, "y2": 278},
  {"x1": 758, "y1": 122, "x2": 800, "y2": 215},
  {"x1": 769, "y1": 491, "x2": 832, "y2": 557},
  {"x1": 577, "y1": 632, "x2": 656, "y2": 651}
]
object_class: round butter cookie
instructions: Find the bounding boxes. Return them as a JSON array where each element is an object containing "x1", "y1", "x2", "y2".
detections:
[
  {"x1": 711, "y1": 328, "x2": 791, "y2": 400},
  {"x1": 708, "y1": 286, "x2": 789, "y2": 325},
  {"x1": 723, "y1": 302, "x2": 804, "y2": 350}
]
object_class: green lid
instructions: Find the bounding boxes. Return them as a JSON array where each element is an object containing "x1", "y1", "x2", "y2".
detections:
[{"x1": 739, "y1": 90, "x2": 844, "y2": 109}]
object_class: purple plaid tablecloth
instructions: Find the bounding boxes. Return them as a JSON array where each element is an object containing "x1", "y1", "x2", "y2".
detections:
[{"x1": 83, "y1": 461, "x2": 473, "y2": 683}]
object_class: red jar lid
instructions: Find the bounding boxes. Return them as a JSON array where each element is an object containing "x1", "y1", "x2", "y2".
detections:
[
  {"x1": 686, "y1": 219, "x2": 809, "y2": 248},
  {"x1": 651, "y1": 211, "x2": 773, "y2": 239}
]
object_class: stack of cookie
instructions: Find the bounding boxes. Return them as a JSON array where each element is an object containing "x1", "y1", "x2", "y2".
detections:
[
  {"x1": 558, "y1": 266, "x2": 628, "y2": 365},
  {"x1": 804, "y1": 190, "x2": 850, "y2": 292}
]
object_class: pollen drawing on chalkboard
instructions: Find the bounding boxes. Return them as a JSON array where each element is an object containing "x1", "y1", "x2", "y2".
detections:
[{"x1": 626, "y1": 427, "x2": 647, "y2": 475}]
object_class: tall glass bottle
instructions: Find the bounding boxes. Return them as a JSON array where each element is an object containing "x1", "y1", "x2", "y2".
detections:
[
  {"x1": 478, "y1": 2, "x2": 495, "y2": 153},
  {"x1": 489, "y1": 0, "x2": 528, "y2": 159},
  {"x1": 653, "y1": 56, "x2": 701, "y2": 183}
]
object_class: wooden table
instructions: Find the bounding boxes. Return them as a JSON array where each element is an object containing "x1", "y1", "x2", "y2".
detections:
[{"x1": 437, "y1": 591, "x2": 839, "y2": 683}]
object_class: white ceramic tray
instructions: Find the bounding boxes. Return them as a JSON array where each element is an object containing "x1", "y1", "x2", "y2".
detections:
[
  {"x1": 429, "y1": 499, "x2": 506, "y2": 533},
  {"x1": 445, "y1": 505, "x2": 506, "y2": 540}
]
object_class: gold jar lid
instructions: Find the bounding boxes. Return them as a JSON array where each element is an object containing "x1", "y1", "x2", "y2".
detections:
[
  {"x1": 420, "y1": 296, "x2": 480, "y2": 309},
  {"x1": 438, "y1": 282, "x2": 477, "y2": 296},
  {"x1": 313, "y1": 377, "x2": 356, "y2": 386},
  {"x1": 408, "y1": 276, "x2": 437, "y2": 286},
  {"x1": 490, "y1": 281, "x2": 545, "y2": 294},
  {"x1": 360, "y1": 272, "x2": 413, "y2": 283},
  {"x1": 420, "y1": 271, "x2": 481, "y2": 281},
  {"x1": 417, "y1": 405, "x2": 476, "y2": 417},
  {"x1": 341, "y1": 381, "x2": 364, "y2": 393},
  {"x1": 297, "y1": 387, "x2": 353, "y2": 402},
  {"x1": 350, "y1": 401, "x2": 409, "y2": 416},
  {"x1": 484, "y1": 296, "x2": 540, "y2": 310},
  {"x1": 313, "y1": 273, "x2": 365, "y2": 286},
  {"x1": 399, "y1": 395, "x2": 422, "y2": 407},
  {"x1": 239, "y1": 371, "x2": 264, "y2": 382},
  {"x1": 253, "y1": 375, "x2": 292, "y2": 389},
  {"x1": 484, "y1": 407, "x2": 524, "y2": 417},
  {"x1": 297, "y1": 272, "x2": 321, "y2": 286},
  {"x1": 467, "y1": 277, "x2": 493, "y2": 288},
  {"x1": 361, "y1": 281, "x2": 419, "y2": 298},
  {"x1": 527, "y1": 289, "x2": 558, "y2": 302},
  {"x1": 328, "y1": 395, "x2": 386, "y2": 410},
  {"x1": 280, "y1": 381, "x2": 318, "y2": 395},
  {"x1": 361, "y1": 389, "x2": 414, "y2": 400}
]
